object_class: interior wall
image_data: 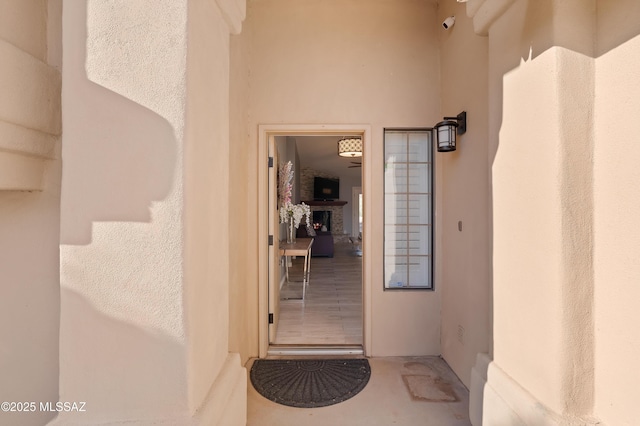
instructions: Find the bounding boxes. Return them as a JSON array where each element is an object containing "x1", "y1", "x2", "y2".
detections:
[
  {"x1": 0, "y1": 1, "x2": 61, "y2": 425},
  {"x1": 593, "y1": 1, "x2": 640, "y2": 424},
  {"x1": 437, "y1": 2, "x2": 490, "y2": 389},
  {"x1": 234, "y1": 0, "x2": 442, "y2": 356}
]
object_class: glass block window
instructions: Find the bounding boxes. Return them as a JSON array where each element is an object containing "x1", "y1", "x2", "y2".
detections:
[{"x1": 384, "y1": 129, "x2": 433, "y2": 290}]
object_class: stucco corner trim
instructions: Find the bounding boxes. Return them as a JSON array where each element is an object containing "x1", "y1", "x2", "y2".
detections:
[
  {"x1": 468, "y1": 0, "x2": 517, "y2": 36},
  {"x1": 215, "y1": 0, "x2": 246, "y2": 35},
  {"x1": 478, "y1": 358, "x2": 601, "y2": 426},
  {"x1": 193, "y1": 353, "x2": 247, "y2": 425},
  {"x1": 469, "y1": 353, "x2": 491, "y2": 426},
  {"x1": 0, "y1": 150, "x2": 48, "y2": 191},
  {"x1": 0, "y1": 120, "x2": 59, "y2": 191},
  {"x1": 465, "y1": 0, "x2": 487, "y2": 18}
]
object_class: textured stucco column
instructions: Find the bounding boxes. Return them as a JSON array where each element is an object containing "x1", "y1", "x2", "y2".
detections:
[
  {"x1": 57, "y1": 0, "x2": 245, "y2": 424},
  {"x1": 0, "y1": 2, "x2": 62, "y2": 426},
  {"x1": 592, "y1": 2, "x2": 640, "y2": 424},
  {"x1": 184, "y1": 0, "x2": 247, "y2": 423},
  {"x1": 469, "y1": 0, "x2": 598, "y2": 424}
]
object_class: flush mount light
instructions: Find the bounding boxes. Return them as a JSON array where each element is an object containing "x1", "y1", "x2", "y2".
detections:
[
  {"x1": 434, "y1": 111, "x2": 467, "y2": 152},
  {"x1": 337, "y1": 137, "x2": 363, "y2": 157}
]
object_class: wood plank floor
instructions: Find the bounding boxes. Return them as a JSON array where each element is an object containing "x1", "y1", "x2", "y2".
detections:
[{"x1": 275, "y1": 242, "x2": 363, "y2": 345}]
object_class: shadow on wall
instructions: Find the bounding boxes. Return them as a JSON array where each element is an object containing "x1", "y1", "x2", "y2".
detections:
[
  {"x1": 46, "y1": 288, "x2": 187, "y2": 425},
  {"x1": 517, "y1": 0, "x2": 640, "y2": 60},
  {"x1": 478, "y1": 0, "x2": 640, "y2": 421},
  {"x1": 60, "y1": 0, "x2": 177, "y2": 246},
  {"x1": 0, "y1": 171, "x2": 62, "y2": 426},
  {"x1": 489, "y1": 0, "x2": 640, "y2": 160},
  {"x1": 486, "y1": 0, "x2": 640, "y2": 305}
]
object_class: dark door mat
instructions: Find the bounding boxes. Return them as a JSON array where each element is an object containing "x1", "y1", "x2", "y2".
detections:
[{"x1": 250, "y1": 358, "x2": 371, "y2": 408}]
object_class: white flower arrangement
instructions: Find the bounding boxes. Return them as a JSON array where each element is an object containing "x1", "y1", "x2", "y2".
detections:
[{"x1": 280, "y1": 201, "x2": 311, "y2": 230}]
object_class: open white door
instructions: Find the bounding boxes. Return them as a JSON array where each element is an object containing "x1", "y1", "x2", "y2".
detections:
[
  {"x1": 258, "y1": 124, "x2": 372, "y2": 357},
  {"x1": 268, "y1": 135, "x2": 280, "y2": 343}
]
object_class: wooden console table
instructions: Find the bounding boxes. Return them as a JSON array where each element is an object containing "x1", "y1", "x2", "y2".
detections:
[{"x1": 279, "y1": 238, "x2": 314, "y2": 300}]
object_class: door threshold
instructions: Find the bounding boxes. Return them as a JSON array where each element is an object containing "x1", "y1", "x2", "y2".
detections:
[{"x1": 267, "y1": 345, "x2": 364, "y2": 357}]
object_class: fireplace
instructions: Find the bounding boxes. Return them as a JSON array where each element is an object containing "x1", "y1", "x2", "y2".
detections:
[{"x1": 312, "y1": 210, "x2": 332, "y2": 232}]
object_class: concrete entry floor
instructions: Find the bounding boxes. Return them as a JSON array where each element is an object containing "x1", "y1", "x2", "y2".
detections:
[{"x1": 247, "y1": 356, "x2": 471, "y2": 426}]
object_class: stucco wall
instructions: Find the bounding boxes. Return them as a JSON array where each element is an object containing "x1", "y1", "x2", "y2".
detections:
[
  {"x1": 184, "y1": 1, "x2": 247, "y2": 421},
  {"x1": 0, "y1": 2, "x2": 61, "y2": 425},
  {"x1": 58, "y1": 1, "x2": 189, "y2": 422},
  {"x1": 184, "y1": 0, "x2": 247, "y2": 415},
  {"x1": 58, "y1": 0, "x2": 247, "y2": 424},
  {"x1": 488, "y1": 0, "x2": 597, "y2": 418},
  {"x1": 0, "y1": 0, "x2": 60, "y2": 191},
  {"x1": 233, "y1": 0, "x2": 442, "y2": 357},
  {"x1": 490, "y1": 6, "x2": 566, "y2": 413},
  {"x1": 467, "y1": 0, "x2": 640, "y2": 424},
  {"x1": 229, "y1": 0, "x2": 257, "y2": 365},
  {"x1": 437, "y1": 2, "x2": 491, "y2": 389},
  {"x1": 593, "y1": 1, "x2": 640, "y2": 424}
]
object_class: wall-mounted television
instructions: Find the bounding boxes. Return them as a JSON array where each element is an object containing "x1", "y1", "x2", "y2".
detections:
[{"x1": 313, "y1": 177, "x2": 340, "y2": 201}]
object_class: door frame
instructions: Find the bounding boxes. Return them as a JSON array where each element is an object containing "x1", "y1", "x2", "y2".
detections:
[{"x1": 258, "y1": 124, "x2": 372, "y2": 358}]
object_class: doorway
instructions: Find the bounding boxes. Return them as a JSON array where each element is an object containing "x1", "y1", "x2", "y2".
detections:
[{"x1": 257, "y1": 125, "x2": 372, "y2": 357}]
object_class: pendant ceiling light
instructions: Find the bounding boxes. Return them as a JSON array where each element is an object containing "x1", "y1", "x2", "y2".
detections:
[{"x1": 337, "y1": 137, "x2": 363, "y2": 158}]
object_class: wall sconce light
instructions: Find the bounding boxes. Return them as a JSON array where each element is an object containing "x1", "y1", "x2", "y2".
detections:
[
  {"x1": 434, "y1": 111, "x2": 467, "y2": 152},
  {"x1": 337, "y1": 137, "x2": 363, "y2": 157}
]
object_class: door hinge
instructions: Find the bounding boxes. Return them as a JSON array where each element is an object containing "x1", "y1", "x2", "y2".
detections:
[
  {"x1": 268, "y1": 235, "x2": 274, "y2": 246},
  {"x1": 268, "y1": 313, "x2": 274, "y2": 324},
  {"x1": 268, "y1": 157, "x2": 274, "y2": 168}
]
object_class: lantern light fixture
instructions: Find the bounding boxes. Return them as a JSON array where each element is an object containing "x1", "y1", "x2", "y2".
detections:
[
  {"x1": 434, "y1": 111, "x2": 467, "y2": 152},
  {"x1": 337, "y1": 137, "x2": 363, "y2": 157}
]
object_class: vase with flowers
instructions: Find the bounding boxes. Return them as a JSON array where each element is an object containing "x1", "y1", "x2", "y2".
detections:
[{"x1": 280, "y1": 201, "x2": 312, "y2": 244}]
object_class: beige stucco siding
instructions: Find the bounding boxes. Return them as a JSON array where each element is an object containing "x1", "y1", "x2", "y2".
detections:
[
  {"x1": 232, "y1": 0, "x2": 443, "y2": 357},
  {"x1": 0, "y1": 1, "x2": 61, "y2": 425},
  {"x1": 593, "y1": 1, "x2": 640, "y2": 424}
]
